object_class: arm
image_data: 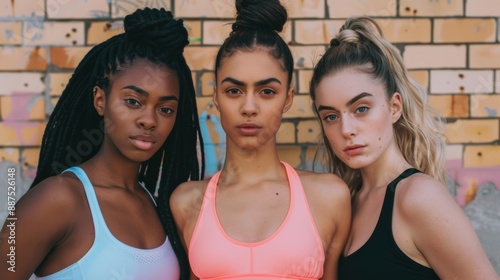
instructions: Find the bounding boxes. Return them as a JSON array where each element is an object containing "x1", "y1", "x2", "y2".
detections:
[
  {"x1": 0, "y1": 177, "x2": 78, "y2": 280},
  {"x1": 399, "y1": 175, "x2": 499, "y2": 280}
]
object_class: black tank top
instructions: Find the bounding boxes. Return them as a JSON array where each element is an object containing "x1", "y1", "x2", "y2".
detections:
[{"x1": 339, "y1": 168, "x2": 440, "y2": 280}]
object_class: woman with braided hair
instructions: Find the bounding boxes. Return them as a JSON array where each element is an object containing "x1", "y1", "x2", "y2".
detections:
[
  {"x1": 310, "y1": 17, "x2": 498, "y2": 279},
  {"x1": 0, "y1": 7, "x2": 203, "y2": 280}
]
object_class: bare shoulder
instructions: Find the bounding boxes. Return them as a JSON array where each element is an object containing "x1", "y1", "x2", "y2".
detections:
[
  {"x1": 295, "y1": 169, "x2": 351, "y2": 210},
  {"x1": 170, "y1": 177, "x2": 211, "y2": 215}
]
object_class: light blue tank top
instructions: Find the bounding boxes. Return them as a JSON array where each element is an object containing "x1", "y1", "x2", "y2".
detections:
[{"x1": 36, "y1": 166, "x2": 180, "y2": 280}]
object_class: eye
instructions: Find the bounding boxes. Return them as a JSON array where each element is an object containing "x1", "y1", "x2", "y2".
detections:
[
  {"x1": 356, "y1": 106, "x2": 369, "y2": 114},
  {"x1": 225, "y1": 88, "x2": 241, "y2": 95},
  {"x1": 125, "y1": 98, "x2": 141, "y2": 107},
  {"x1": 261, "y1": 88, "x2": 276, "y2": 96},
  {"x1": 158, "y1": 107, "x2": 175, "y2": 115},
  {"x1": 323, "y1": 114, "x2": 338, "y2": 122}
]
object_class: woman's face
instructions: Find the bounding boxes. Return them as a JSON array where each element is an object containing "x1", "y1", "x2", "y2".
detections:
[
  {"x1": 214, "y1": 49, "x2": 293, "y2": 151},
  {"x1": 94, "y1": 59, "x2": 179, "y2": 163},
  {"x1": 313, "y1": 67, "x2": 402, "y2": 170}
]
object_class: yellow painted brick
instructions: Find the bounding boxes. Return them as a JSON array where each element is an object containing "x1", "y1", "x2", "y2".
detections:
[
  {"x1": 400, "y1": 0, "x2": 463, "y2": 17},
  {"x1": 87, "y1": 21, "x2": 123, "y2": 45},
  {"x1": 297, "y1": 120, "x2": 321, "y2": 143},
  {"x1": 298, "y1": 70, "x2": 313, "y2": 94},
  {"x1": 24, "y1": 22, "x2": 84, "y2": 46},
  {"x1": 203, "y1": 21, "x2": 232, "y2": 45},
  {"x1": 21, "y1": 148, "x2": 40, "y2": 169},
  {"x1": 284, "y1": 0, "x2": 325, "y2": 18},
  {"x1": 50, "y1": 96, "x2": 60, "y2": 112},
  {"x1": 306, "y1": 145, "x2": 329, "y2": 172},
  {"x1": 470, "y1": 94, "x2": 500, "y2": 117},
  {"x1": 0, "y1": 47, "x2": 46, "y2": 71},
  {"x1": 445, "y1": 144, "x2": 463, "y2": 162},
  {"x1": 0, "y1": 121, "x2": 46, "y2": 146},
  {"x1": 1, "y1": 95, "x2": 45, "y2": 121},
  {"x1": 434, "y1": 19, "x2": 496, "y2": 43},
  {"x1": 184, "y1": 20, "x2": 201, "y2": 45},
  {"x1": 327, "y1": 0, "x2": 396, "y2": 18},
  {"x1": 200, "y1": 71, "x2": 215, "y2": 97},
  {"x1": 466, "y1": 0, "x2": 500, "y2": 16},
  {"x1": 403, "y1": 45, "x2": 466, "y2": 69},
  {"x1": 184, "y1": 46, "x2": 218, "y2": 71},
  {"x1": 276, "y1": 122, "x2": 295, "y2": 144},
  {"x1": 50, "y1": 47, "x2": 90, "y2": 69},
  {"x1": 48, "y1": 0, "x2": 108, "y2": 19},
  {"x1": 428, "y1": 95, "x2": 468, "y2": 118},
  {"x1": 445, "y1": 119, "x2": 499, "y2": 143},
  {"x1": 290, "y1": 46, "x2": 326, "y2": 69},
  {"x1": 277, "y1": 146, "x2": 302, "y2": 168},
  {"x1": 48, "y1": 73, "x2": 72, "y2": 96},
  {"x1": 464, "y1": 145, "x2": 500, "y2": 167},
  {"x1": 0, "y1": 22, "x2": 22, "y2": 45},
  {"x1": 175, "y1": 0, "x2": 235, "y2": 18},
  {"x1": 408, "y1": 70, "x2": 429, "y2": 89},
  {"x1": 470, "y1": 44, "x2": 500, "y2": 69},
  {"x1": 430, "y1": 70, "x2": 494, "y2": 94},
  {"x1": 0, "y1": 0, "x2": 44, "y2": 17},
  {"x1": 377, "y1": 19, "x2": 431, "y2": 43},
  {"x1": 284, "y1": 95, "x2": 315, "y2": 118},
  {"x1": 0, "y1": 73, "x2": 45, "y2": 96},
  {"x1": 196, "y1": 96, "x2": 218, "y2": 116},
  {"x1": 294, "y1": 20, "x2": 344, "y2": 45},
  {"x1": 0, "y1": 148, "x2": 19, "y2": 163},
  {"x1": 111, "y1": 0, "x2": 171, "y2": 18}
]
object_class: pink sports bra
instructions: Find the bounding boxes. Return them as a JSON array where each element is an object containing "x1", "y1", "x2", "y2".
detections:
[{"x1": 189, "y1": 162, "x2": 324, "y2": 280}]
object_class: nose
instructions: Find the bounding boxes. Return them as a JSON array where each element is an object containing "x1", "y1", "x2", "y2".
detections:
[
  {"x1": 138, "y1": 108, "x2": 157, "y2": 130},
  {"x1": 340, "y1": 114, "x2": 356, "y2": 138},
  {"x1": 240, "y1": 93, "x2": 258, "y2": 117}
]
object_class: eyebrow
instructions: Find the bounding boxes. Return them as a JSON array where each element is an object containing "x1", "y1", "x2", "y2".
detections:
[
  {"x1": 317, "y1": 92, "x2": 373, "y2": 112},
  {"x1": 122, "y1": 85, "x2": 178, "y2": 101},
  {"x1": 220, "y1": 77, "x2": 282, "y2": 87}
]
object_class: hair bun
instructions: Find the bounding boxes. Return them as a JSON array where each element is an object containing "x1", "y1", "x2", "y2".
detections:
[
  {"x1": 232, "y1": 0, "x2": 287, "y2": 33},
  {"x1": 124, "y1": 7, "x2": 188, "y2": 55}
]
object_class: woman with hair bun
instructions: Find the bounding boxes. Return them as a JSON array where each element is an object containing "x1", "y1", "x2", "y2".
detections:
[
  {"x1": 310, "y1": 17, "x2": 498, "y2": 279},
  {"x1": 0, "y1": 7, "x2": 203, "y2": 280},
  {"x1": 171, "y1": 0, "x2": 351, "y2": 279}
]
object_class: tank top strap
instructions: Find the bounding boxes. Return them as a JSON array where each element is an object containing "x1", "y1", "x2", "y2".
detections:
[{"x1": 63, "y1": 166, "x2": 107, "y2": 236}]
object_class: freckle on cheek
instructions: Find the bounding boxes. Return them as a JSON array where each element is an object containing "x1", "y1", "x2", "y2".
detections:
[{"x1": 379, "y1": 137, "x2": 381, "y2": 141}]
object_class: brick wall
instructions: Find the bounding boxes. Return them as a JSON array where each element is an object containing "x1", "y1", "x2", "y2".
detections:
[{"x1": 1, "y1": 0, "x2": 499, "y2": 272}]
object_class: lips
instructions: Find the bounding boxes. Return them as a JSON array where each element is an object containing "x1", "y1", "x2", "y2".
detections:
[
  {"x1": 236, "y1": 123, "x2": 262, "y2": 136},
  {"x1": 130, "y1": 134, "x2": 157, "y2": 150},
  {"x1": 343, "y1": 144, "x2": 365, "y2": 156}
]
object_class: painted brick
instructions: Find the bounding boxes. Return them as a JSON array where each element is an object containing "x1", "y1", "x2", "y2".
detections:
[
  {"x1": 298, "y1": 70, "x2": 313, "y2": 94},
  {"x1": 297, "y1": 120, "x2": 321, "y2": 144},
  {"x1": 497, "y1": 71, "x2": 500, "y2": 93},
  {"x1": 50, "y1": 47, "x2": 91, "y2": 69},
  {"x1": 277, "y1": 146, "x2": 302, "y2": 168},
  {"x1": 284, "y1": 95, "x2": 315, "y2": 118},
  {"x1": 47, "y1": 0, "x2": 108, "y2": 19},
  {"x1": 0, "y1": 73, "x2": 45, "y2": 96},
  {"x1": 403, "y1": 45, "x2": 466, "y2": 69},
  {"x1": 294, "y1": 20, "x2": 344, "y2": 45},
  {"x1": 290, "y1": 46, "x2": 326, "y2": 69},
  {"x1": 184, "y1": 46, "x2": 218, "y2": 71},
  {"x1": 434, "y1": 19, "x2": 496, "y2": 43},
  {"x1": 24, "y1": 21, "x2": 84, "y2": 46},
  {"x1": 327, "y1": 0, "x2": 396, "y2": 18},
  {"x1": 277, "y1": 122, "x2": 296, "y2": 144},
  {"x1": 400, "y1": 0, "x2": 463, "y2": 17},
  {"x1": 377, "y1": 19, "x2": 431, "y2": 43},
  {"x1": 0, "y1": 22, "x2": 22, "y2": 45},
  {"x1": 203, "y1": 21, "x2": 232, "y2": 45},
  {"x1": 50, "y1": 96, "x2": 60, "y2": 111},
  {"x1": 430, "y1": 70, "x2": 494, "y2": 94},
  {"x1": 408, "y1": 70, "x2": 429, "y2": 89},
  {"x1": 196, "y1": 96, "x2": 216, "y2": 116},
  {"x1": 464, "y1": 145, "x2": 500, "y2": 167},
  {"x1": 466, "y1": 0, "x2": 500, "y2": 16},
  {"x1": 445, "y1": 144, "x2": 463, "y2": 161},
  {"x1": 445, "y1": 119, "x2": 499, "y2": 144},
  {"x1": 0, "y1": 148, "x2": 19, "y2": 163},
  {"x1": 21, "y1": 148, "x2": 40, "y2": 169},
  {"x1": 184, "y1": 20, "x2": 201, "y2": 45},
  {"x1": 0, "y1": 47, "x2": 47, "y2": 71},
  {"x1": 87, "y1": 21, "x2": 123, "y2": 45},
  {"x1": 111, "y1": 0, "x2": 171, "y2": 18},
  {"x1": 0, "y1": 121, "x2": 46, "y2": 146},
  {"x1": 1, "y1": 95, "x2": 45, "y2": 121},
  {"x1": 48, "y1": 73, "x2": 73, "y2": 96},
  {"x1": 428, "y1": 95, "x2": 469, "y2": 118},
  {"x1": 0, "y1": 0, "x2": 44, "y2": 18},
  {"x1": 200, "y1": 71, "x2": 215, "y2": 97},
  {"x1": 174, "y1": 0, "x2": 235, "y2": 18},
  {"x1": 284, "y1": 0, "x2": 325, "y2": 18},
  {"x1": 470, "y1": 94, "x2": 500, "y2": 117},
  {"x1": 470, "y1": 45, "x2": 500, "y2": 69}
]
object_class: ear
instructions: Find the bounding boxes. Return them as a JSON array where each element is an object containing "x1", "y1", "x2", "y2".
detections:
[
  {"x1": 212, "y1": 86, "x2": 220, "y2": 112},
  {"x1": 390, "y1": 92, "x2": 403, "y2": 123},
  {"x1": 283, "y1": 87, "x2": 295, "y2": 114},
  {"x1": 93, "y1": 86, "x2": 106, "y2": 116}
]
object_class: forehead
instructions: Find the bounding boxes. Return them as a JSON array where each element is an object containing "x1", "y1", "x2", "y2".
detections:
[
  {"x1": 112, "y1": 60, "x2": 179, "y2": 89},
  {"x1": 217, "y1": 49, "x2": 287, "y2": 82}
]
